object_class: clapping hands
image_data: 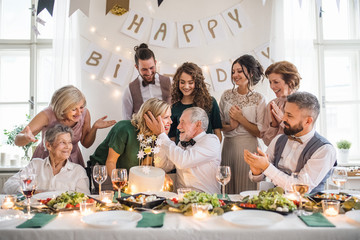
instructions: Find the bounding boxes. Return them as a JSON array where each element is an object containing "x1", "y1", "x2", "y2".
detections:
[{"x1": 269, "y1": 101, "x2": 284, "y2": 127}]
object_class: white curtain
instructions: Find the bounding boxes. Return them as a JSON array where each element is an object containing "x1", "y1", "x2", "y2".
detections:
[
  {"x1": 269, "y1": 0, "x2": 317, "y2": 94},
  {"x1": 52, "y1": 0, "x2": 81, "y2": 89}
]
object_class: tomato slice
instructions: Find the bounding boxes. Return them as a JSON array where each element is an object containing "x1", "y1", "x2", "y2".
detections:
[{"x1": 65, "y1": 203, "x2": 74, "y2": 208}]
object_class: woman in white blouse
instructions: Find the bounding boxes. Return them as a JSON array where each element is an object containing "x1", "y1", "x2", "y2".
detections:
[
  {"x1": 4, "y1": 124, "x2": 90, "y2": 195},
  {"x1": 219, "y1": 55, "x2": 266, "y2": 194}
]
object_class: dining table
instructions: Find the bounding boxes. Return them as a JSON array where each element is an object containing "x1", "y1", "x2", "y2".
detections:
[{"x1": 0, "y1": 194, "x2": 360, "y2": 240}]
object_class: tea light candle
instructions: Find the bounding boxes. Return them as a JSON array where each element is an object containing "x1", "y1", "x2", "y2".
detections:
[
  {"x1": 192, "y1": 203, "x2": 210, "y2": 220},
  {"x1": 177, "y1": 188, "x2": 192, "y2": 202},
  {"x1": 1, "y1": 195, "x2": 15, "y2": 209},
  {"x1": 231, "y1": 205, "x2": 240, "y2": 211},
  {"x1": 80, "y1": 202, "x2": 96, "y2": 216},
  {"x1": 100, "y1": 190, "x2": 114, "y2": 205},
  {"x1": 322, "y1": 200, "x2": 340, "y2": 217},
  {"x1": 285, "y1": 192, "x2": 298, "y2": 201}
]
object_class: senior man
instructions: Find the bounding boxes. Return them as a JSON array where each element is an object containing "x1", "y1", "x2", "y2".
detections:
[
  {"x1": 244, "y1": 92, "x2": 336, "y2": 194},
  {"x1": 145, "y1": 107, "x2": 221, "y2": 194}
]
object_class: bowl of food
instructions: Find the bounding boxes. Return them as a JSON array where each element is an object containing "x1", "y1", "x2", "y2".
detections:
[{"x1": 117, "y1": 193, "x2": 165, "y2": 209}]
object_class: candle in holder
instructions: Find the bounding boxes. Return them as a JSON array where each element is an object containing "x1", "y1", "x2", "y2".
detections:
[
  {"x1": 1, "y1": 195, "x2": 16, "y2": 209},
  {"x1": 322, "y1": 200, "x2": 340, "y2": 217},
  {"x1": 80, "y1": 201, "x2": 96, "y2": 216},
  {"x1": 192, "y1": 203, "x2": 210, "y2": 220},
  {"x1": 100, "y1": 190, "x2": 114, "y2": 205},
  {"x1": 177, "y1": 188, "x2": 192, "y2": 202}
]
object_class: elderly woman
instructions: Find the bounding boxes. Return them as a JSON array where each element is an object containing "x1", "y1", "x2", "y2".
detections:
[
  {"x1": 14, "y1": 85, "x2": 116, "y2": 167},
  {"x1": 4, "y1": 124, "x2": 90, "y2": 194},
  {"x1": 261, "y1": 61, "x2": 302, "y2": 146},
  {"x1": 90, "y1": 98, "x2": 172, "y2": 180}
]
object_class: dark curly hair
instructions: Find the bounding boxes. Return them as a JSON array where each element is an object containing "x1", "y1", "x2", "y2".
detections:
[
  {"x1": 134, "y1": 43, "x2": 155, "y2": 66},
  {"x1": 171, "y1": 62, "x2": 212, "y2": 113},
  {"x1": 265, "y1": 61, "x2": 301, "y2": 91},
  {"x1": 231, "y1": 54, "x2": 264, "y2": 95}
]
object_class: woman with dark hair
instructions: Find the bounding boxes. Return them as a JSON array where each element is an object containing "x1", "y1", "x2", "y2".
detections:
[
  {"x1": 169, "y1": 62, "x2": 222, "y2": 143},
  {"x1": 261, "y1": 61, "x2": 301, "y2": 146},
  {"x1": 219, "y1": 54, "x2": 266, "y2": 193}
]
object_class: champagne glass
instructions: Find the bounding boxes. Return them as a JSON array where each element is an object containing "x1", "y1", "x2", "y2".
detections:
[
  {"x1": 331, "y1": 167, "x2": 348, "y2": 193},
  {"x1": 93, "y1": 165, "x2": 107, "y2": 194},
  {"x1": 19, "y1": 169, "x2": 37, "y2": 218},
  {"x1": 111, "y1": 168, "x2": 127, "y2": 198},
  {"x1": 216, "y1": 166, "x2": 231, "y2": 200},
  {"x1": 291, "y1": 172, "x2": 311, "y2": 216}
]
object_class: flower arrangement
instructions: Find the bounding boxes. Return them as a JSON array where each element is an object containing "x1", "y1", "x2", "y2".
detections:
[{"x1": 136, "y1": 133, "x2": 162, "y2": 167}]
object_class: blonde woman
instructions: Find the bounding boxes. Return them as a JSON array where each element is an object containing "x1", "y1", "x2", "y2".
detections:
[
  {"x1": 90, "y1": 98, "x2": 172, "y2": 179},
  {"x1": 15, "y1": 85, "x2": 116, "y2": 167}
]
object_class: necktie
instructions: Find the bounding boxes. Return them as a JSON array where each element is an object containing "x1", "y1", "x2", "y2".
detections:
[
  {"x1": 288, "y1": 135, "x2": 303, "y2": 144},
  {"x1": 180, "y1": 139, "x2": 196, "y2": 148},
  {"x1": 142, "y1": 79, "x2": 156, "y2": 87}
]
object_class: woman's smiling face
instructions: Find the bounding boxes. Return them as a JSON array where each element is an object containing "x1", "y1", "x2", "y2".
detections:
[{"x1": 268, "y1": 73, "x2": 291, "y2": 98}]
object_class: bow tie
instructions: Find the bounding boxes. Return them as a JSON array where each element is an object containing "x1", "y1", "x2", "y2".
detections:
[
  {"x1": 288, "y1": 135, "x2": 303, "y2": 144},
  {"x1": 142, "y1": 79, "x2": 155, "y2": 87},
  {"x1": 180, "y1": 139, "x2": 196, "y2": 148}
]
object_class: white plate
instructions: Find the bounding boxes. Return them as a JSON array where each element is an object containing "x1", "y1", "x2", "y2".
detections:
[
  {"x1": 239, "y1": 190, "x2": 260, "y2": 198},
  {"x1": 81, "y1": 210, "x2": 143, "y2": 228},
  {"x1": 32, "y1": 191, "x2": 63, "y2": 200},
  {"x1": 0, "y1": 209, "x2": 25, "y2": 228},
  {"x1": 140, "y1": 191, "x2": 177, "y2": 199},
  {"x1": 223, "y1": 210, "x2": 284, "y2": 228},
  {"x1": 345, "y1": 210, "x2": 360, "y2": 224}
]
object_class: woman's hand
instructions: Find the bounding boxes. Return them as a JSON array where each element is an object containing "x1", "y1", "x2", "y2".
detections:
[
  {"x1": 229, "y1": 105, "x2": 245, "y2": 123},
  {"x1": 229, "y1": 116, "x2": 239, "y2": 130},
  {"x1": 22, "y1": 126, "x2": 38, "y2": 143},
  {"x1": 93, "y1": 116, "x2": 116, "y2": 129},
  {"x1": 269, "y1": 101, "x2": 284, "y2": 127},
  {"x1": 144, "y1": 111, "x2": 164, "y2": 135}
]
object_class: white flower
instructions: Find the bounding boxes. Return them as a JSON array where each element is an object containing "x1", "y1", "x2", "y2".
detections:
[
  {"x1": 155, "y1": 138, "x2": 163, "y2": 146},
  {"x1": 146, "y1": 137, "x2": 153, "y2": 144},
  {"x1": 152, "y1": 146, "x2": 160, "y2": 154},
  {"x1": 137, "y1": 133, "x2": 144, "y2": 141},
  {"x1": 137, "y1": 150, "x2": 145, "y2": 159},
  {"x1": 140, "y1": 142, "x2": 147, "y2": 148},
  {"x1": 142, "y1": 166, "x2": 151, "y2": 175}
]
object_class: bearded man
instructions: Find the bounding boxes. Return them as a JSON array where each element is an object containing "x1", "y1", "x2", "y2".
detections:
[{"x1": 244, "y1": 92, "x2": 336, "y2": 193}]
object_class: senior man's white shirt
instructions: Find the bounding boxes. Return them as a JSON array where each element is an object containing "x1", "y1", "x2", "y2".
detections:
[
  {"x1": 155, "y1": 131, "x2": 221, "y2": 194},
  {"x1": 3, "y1": 157, "x2": 90, "y2": 195}
]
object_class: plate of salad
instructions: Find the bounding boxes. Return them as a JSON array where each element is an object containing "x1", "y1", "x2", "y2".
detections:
[
  {"x1": 240, "y1": 187, "x2": 297, "y2": 215},
  {"x1": 36, "y1": 191, "x2": 94, "y2": 211}
]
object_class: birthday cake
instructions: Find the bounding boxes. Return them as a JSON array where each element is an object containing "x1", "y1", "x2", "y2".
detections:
[{"x1": 128, "y1": 166, "x2": 165, "y2": 193}]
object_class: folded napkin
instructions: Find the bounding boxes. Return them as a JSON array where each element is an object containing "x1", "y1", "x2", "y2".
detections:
[
  {"x1": 137, "y1": 212, "x2": 165, "y2": 228},
  {"x1": 217, "y1": 194, "x2": 230, "y2": 201},
  {"x1": 298, "y1": 213, "x2": 335, "y2": 227},
  {"x1": 16, "y1": 213, "x2": 57, "y2": 228},
  {"x1": 113, "y1": 191, "x2": 130, "y2": 201}
]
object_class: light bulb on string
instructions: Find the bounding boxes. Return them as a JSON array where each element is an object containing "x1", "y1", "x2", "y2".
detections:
[
  {"x1": 90, "y1": 27, "x2": 96, "y2": 33},
  {"x1": 90, "y1": 74, "x2": 96, "y2": 80}
]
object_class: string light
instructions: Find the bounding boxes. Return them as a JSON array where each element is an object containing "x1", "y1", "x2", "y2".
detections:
[
  {"x1": 103, "y1": 37, "x2": 107, "y2": 41},
  {"x1": 90, "y1": 27, "x2": 96, "y2": 33},
  {"x1": 116, "y1": 46, "x2": 121, "y2": 51},
  {"x1": 90, "y1": 74, "x2": 96, "y2": 80},
  {"x1": 173, "y1": 64, "x2": 177, "y2": 68}
]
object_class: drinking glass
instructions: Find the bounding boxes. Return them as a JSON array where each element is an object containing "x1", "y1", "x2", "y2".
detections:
[
  {"x1": 111, "y1": 168, "x2": 127, "y2": 198},
  {"x1": 93, "y1": 165, "x2": 107, "y2": 194},
  {"x1": 331, "y1": 167, "x2": 348, "y2": 193},
  {"x1": 291, "y1": 172, "x2": 311, "y2": 216},
  {"x1": 216, "y1": 166, "x2": 231, "y2": 200},
  {"x1": 19, "y1": 169, "x2": 37, "y2": 218}
]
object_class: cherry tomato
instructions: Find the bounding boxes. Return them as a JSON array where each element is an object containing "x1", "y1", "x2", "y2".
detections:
[
  {"x1": 86, "y1": 198, "x2": 95, "y2": 203},
  {"x1": 171, "y1": 198, "x2": 178, "y2": 204},
  {"x1": 66, "y1": 203, "x2": 74, "y2": 208},
  {"x1": 75, "y1": 203, "x2": 80, "y2": 208},
  {"x1": 219, "y1": 199, "x2": 226, "y2": 206}
]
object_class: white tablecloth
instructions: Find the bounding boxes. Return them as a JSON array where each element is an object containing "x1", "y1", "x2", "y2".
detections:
[{"x1": 1, "y1": 196, "x2": 360, "y2": 240}]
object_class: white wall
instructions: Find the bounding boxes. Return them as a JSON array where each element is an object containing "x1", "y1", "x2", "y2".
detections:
[{"x1": 78, "y1": 0, "x2": 273, "y2": 161}]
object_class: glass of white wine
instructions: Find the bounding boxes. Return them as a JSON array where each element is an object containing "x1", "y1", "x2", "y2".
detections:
[
  {"x1": 331, "y1": 167, "x2": 348, "y2": 193},
  {"x1": 291, "y1": 172, "x2": 311, "y2": 216},
  {"x1": 216, "y1": 166, "x2": 231, "y2": 200},
  {"x1": 93, "y1": 165, "x2": 107, "y2": 194},
  {"x1": 111, "y1": 168, "x2": 127, "y2": 198}
]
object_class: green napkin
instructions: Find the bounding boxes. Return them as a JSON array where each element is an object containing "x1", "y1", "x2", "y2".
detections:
[
  {"x1": 137, "y1": 212, "x2": 165, "y2": 228},
  {"x1": 298, "y1": 213, "x2": 335, "y2": 227},
  {"x1": 217, "y1": 194, "x2": 230, "y2": 201},
  {"x1": 113, "y1": 191, "x2": 130, "y2": 202},
  {"x1": 16, "y1": 213, "x2": 57, "y2": 228}
]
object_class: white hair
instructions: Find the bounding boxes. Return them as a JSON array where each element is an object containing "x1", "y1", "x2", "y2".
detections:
[{"x1": 183, "y1": 107, "x2": 209, "y2": 131}]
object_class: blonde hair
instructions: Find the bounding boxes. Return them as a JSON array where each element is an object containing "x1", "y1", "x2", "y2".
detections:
[
  {"x1": 131, "y1": 98, "x2": 170, "y2": 136},
  {"x1": 50, "y1": 85, "x2": 86, "y2": 120}
]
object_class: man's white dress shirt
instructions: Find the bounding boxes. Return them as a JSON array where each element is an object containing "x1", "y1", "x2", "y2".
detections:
[
  {"x1": 121, "y1": 73, "x2": 163, "y2": 120},
  {"x1": 4, "y1": 157, "x2": 90, "y2": 194},
  {"x1": 155, "y1": 132, "x2": 221, "y2": 194},
  {"x1": 249, "y1": 128, "x2": 336, "y2": 192}
]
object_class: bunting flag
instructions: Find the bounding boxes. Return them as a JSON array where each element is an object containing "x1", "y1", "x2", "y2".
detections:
[
  {"x1": 37, "y1": 0, "x2": 55, "y2": 16},
  {"x1": 158, "y1": 0, "x2": 164, "y2": 7},
  {"x1": 106, "y1": 0, "x2": 129, "y2": 14},
  {"x1": 69, "y1": 0, "x2": 90, "y2": 17}
]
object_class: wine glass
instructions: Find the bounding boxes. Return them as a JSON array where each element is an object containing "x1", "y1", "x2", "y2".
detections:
[
  {"x1": 93, "y1": 165, "x2": 107, "y2": 194},
  {"x1": 19, "y1": 169, "x2": 37, "y2": 218},
  {"x1": 291, "y1": 172, "x2": 311, "y2": 216},
  {"x1": 331, "y1": 167, "x2": 348, "y2": 193},
  {"x1": 111, "y1": 168, "x2": 127, "y2": 198},
  {"x1": 216, "y1": 166, "x2": 231, "y2": 200}
]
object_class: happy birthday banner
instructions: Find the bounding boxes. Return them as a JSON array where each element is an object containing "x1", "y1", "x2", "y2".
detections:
[
  {"x1": 81, "y1": 41, "x2": 272, "y2": 93},
  {"x1": 120, "y1": 3, "x2": 249, "y2": 48}
]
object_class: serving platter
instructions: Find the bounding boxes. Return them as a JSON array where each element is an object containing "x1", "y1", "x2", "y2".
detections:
[{"x1": 117, "y1": 193, "x2": 165, "y2": 209}]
